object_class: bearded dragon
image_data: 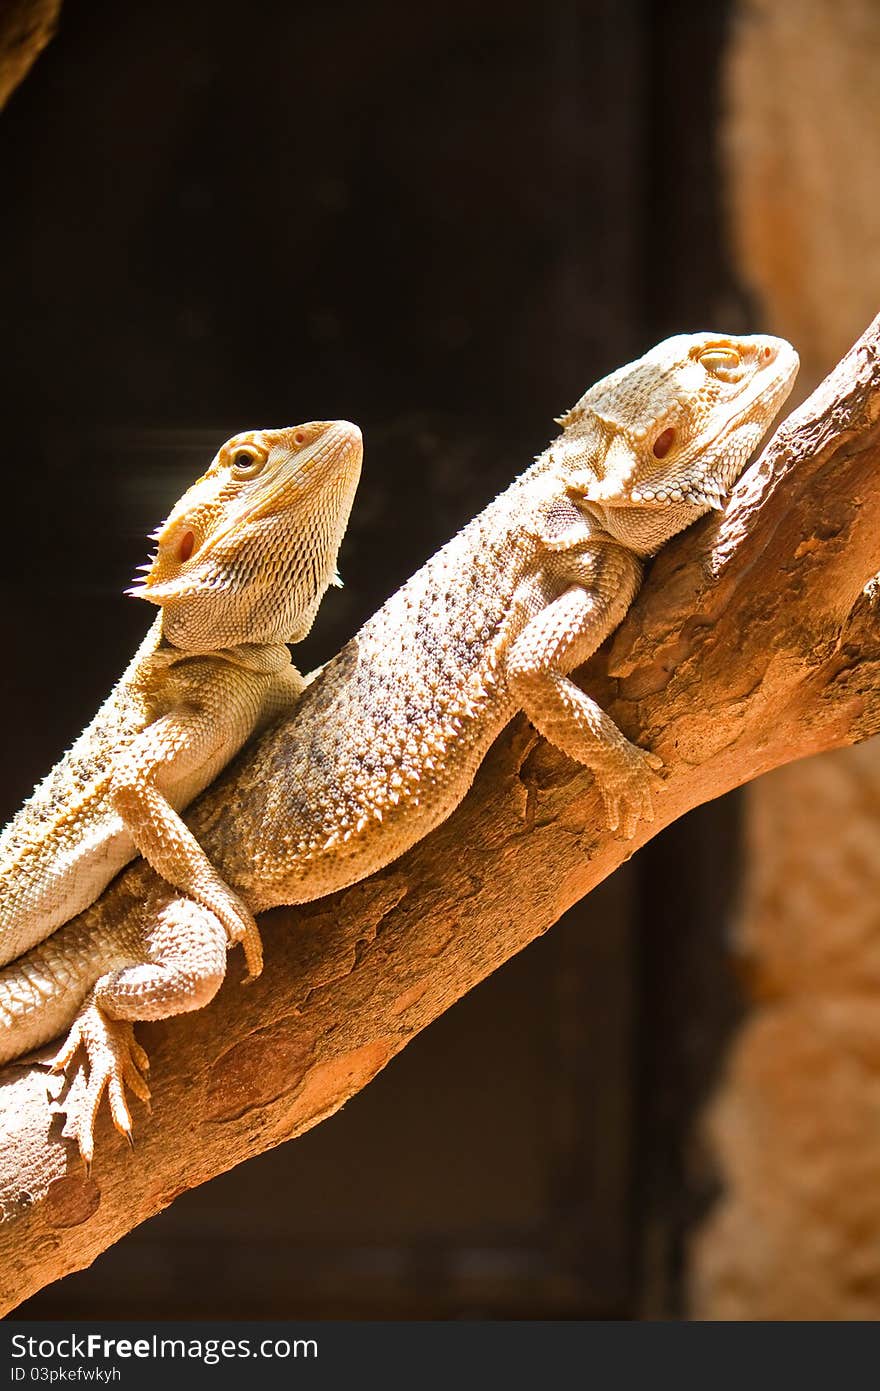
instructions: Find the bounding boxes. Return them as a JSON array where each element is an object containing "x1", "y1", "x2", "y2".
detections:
[
  {"x1": 0, "y1": 419, "x2": 362, "y2": 1158},
  {"x1": 0, "y1": 334, "x2": 797, "y2": 1161}
]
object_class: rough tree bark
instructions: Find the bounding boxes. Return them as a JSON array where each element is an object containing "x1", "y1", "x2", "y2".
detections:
[{"x1": 2, "y1": 317, "x2": 880, "y2": 1312}]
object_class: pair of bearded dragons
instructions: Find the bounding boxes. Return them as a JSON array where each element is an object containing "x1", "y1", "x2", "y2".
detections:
[{"x1": 0, "y1": 333, "x2": 799, "y2": 1161}]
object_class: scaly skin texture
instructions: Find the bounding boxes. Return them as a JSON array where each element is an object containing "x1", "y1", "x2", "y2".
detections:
[
  {"x1": 0, "y1": 419, "x2": 362, "y2": 1160},
  {"x1": 0, "y1": 334, "x2": 797, "y2": 1162}
]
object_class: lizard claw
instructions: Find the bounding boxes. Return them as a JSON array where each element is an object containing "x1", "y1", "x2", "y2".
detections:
[
  {"x1": 51, "y1": 1002, "x2": 151, "y2": 1168},
  {"x1": 200, "y1": 887, "x2": 264, "y2": 982},
  {"x1": 238, "y1": 917, "x2": 264, "y2": 982},
  {"x1": 226, "y1": 906, "x2": 264, "y2": 983}
]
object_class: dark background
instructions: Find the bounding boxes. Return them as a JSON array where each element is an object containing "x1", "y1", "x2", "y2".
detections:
[{"x1": 2, "y1": 0, "x2": 745, "y2": 1317}]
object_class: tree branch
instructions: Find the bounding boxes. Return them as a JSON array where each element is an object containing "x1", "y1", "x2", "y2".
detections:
[{"x1": 2, "y1": 317, "x2": 880, "y2": 1312}]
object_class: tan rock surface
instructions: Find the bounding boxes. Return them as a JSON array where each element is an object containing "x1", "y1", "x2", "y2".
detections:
[{"x1": 693, "y1": 749, "x2": 880, "y2": 1319}]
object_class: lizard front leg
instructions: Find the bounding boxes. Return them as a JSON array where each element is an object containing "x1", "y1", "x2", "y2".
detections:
[
  {"x1": 506, "y1": 547, "x2": 663, "y2": 838},
  {"x1": 110, "y1": 699, "x2": 264, "y2": 979}
]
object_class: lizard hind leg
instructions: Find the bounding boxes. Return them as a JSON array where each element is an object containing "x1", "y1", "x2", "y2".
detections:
[{"x1": 52, "y1": 895, "x2": 228, "y2": 1166}]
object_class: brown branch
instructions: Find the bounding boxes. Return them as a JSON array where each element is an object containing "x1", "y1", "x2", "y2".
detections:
[
  {"x1": 0, "y1": 0, "x2": 61, "y2": 110},
  {"x1": 2, "y1": 317, "x2": 880, "y2": 1312}
]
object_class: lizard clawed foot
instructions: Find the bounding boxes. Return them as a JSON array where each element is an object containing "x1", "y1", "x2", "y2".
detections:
[
  {"x1": 598, "y1": 747, "x2": 666, "y2": 841},
  {"x1": 51, "y1": 1002, "x2": 151, "y2": 1169}
]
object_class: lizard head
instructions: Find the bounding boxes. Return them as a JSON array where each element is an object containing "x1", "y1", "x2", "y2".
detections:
[
  {"x1": 554, "y1": 332, "x2": 799, "y2": 555},
  {"x1": 128, "y1": 420, "x2": 363, "y2": 649}
]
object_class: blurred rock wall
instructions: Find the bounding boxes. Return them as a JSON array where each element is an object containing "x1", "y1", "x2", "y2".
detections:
[{"x1": 691, "y1": 0, "x2": 880, "y2": 1319}]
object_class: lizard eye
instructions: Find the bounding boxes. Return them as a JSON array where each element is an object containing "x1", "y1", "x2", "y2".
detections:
[
  {"x1": 652, "y1": 426, "x2": 676, "y2": 459},
  {"x1": 230, "y1": 447, "x2": 267, "y2": 478},
  {"x1": 698, "y1": 347, "x2": 742, "y2": 375}
]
